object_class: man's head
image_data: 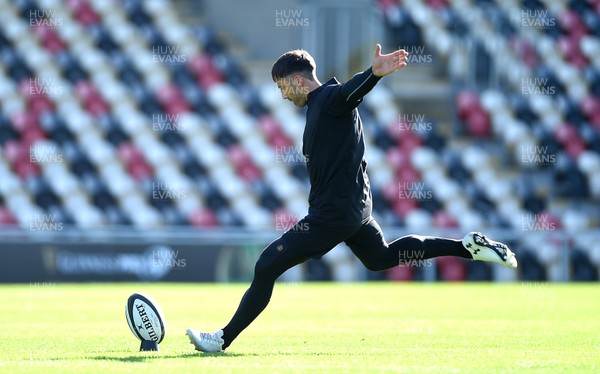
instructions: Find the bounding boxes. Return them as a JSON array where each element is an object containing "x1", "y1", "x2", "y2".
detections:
[{"x1": 271, "y1": 49, "x2": 319, "y2": 107}]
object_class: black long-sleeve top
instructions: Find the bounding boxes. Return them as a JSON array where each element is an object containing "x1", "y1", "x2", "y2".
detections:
[{"x1": 303, "y1": 67, "x2": 382, "y2": 227}]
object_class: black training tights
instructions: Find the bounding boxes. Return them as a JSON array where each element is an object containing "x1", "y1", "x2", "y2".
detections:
[{"x1": 220, "y1": 217, "x2": 470, "y2": 349}]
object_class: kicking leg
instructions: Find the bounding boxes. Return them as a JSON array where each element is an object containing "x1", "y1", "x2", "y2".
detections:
[
  {"x1": 462, "y1": 232, "x2": 517, "y2": 268},
  {"x1": 346, "y1": 218, "x2": 517, "y2": 271},
  {"x1": 345, "y1": 217, "x2": 471, "y2": 272}
]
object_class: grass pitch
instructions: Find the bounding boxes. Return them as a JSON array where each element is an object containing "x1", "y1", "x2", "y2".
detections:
[{"x1": 1, "y1": 282, "x2": 599, "y2": 373}]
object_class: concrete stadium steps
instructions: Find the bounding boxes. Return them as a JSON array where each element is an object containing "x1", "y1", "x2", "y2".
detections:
[{"x1": 388, "y1": 64, "x2": 454, "y2": 127}]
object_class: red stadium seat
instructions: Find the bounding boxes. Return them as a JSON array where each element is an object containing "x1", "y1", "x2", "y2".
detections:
[
  {"x1": 565, "y1": 138, "x2": 587, "y2": 159},
  {"x1": 386, "y1": 148, "x2": 410, "y2": 171},
  {"x1": 258, "y1": 115, "x2": 280, "y2": 136},
  {"x1": 426, "y1": 0, "x2": 449, "y2": 11},
  {"x1": 397, "y1": 166, "x2": 420, "y2": 185},
  {"x1": 85, "y1": 98, "x2": 110, "y2": 116},
  {"x1": 432, "y1": 210, "x2": 458, "y2": 228},
  {"x1": 569, "y1": 51, "x2": 589, "y2": 69},
  {"x1": 29, "y1": 96, "x2": 55, "y2": 117},
  {"x1": 75, "y1": 81, "x2": 111, "y2": 116},
  {"x1": 269, "y1": 133, "x2": 292, "y2": 148},
  {"x1": 166, "y1": 101, "x2": 191, "y2": 116},
  {"x1": 74, "y1": 81, "x2": 96, "y2": 101},
  {"x1": 228, "y1": 145, "x2": 262, "y2": 182},
  {"x1": 399, "y1": 132, "x2": 422, "y2": 153},
  {"x1": 188, "y1": 208, "x2": 219, "y2": 227},
  {"x1": 555, "y1": 123, "x2": 580, "y2": 145},
  {"x1": 21, "y1": 126, "x2": 47, "y2": 147},
  {"x1": 590, "y1": 113, "x2": 600, "y2": 131},
  {"x1": 537, "y1": 210, "x2": 563, "y2": 230},
  {"x1": 377, "y1": 0, "x2": 398, "y2": 12},
  {"x1": 155, "y1": 84, "x2": 184, "y2": 105},
  {"x1": 117, "y1": 142, "x2": 154, "y2": 180},
  {"x1": 559, "y1": 34, "x2": 590, "y2": 68},
  {"x1": 227, "y1": 144, "x2": 250, "y2": 167},
  {"x1": 188, "y1": 54, "x2": 224, "y2": 90},
  {"x1": 456, "y1": 90, "x2": 481, "y2": 120},
  {"x1": 10, "y1": 111, "x2": 38, "y2": 133},
  {"x1": 559, "y1": 10, "x2": 588, "y2": 37},
  {"x1": 272, "y1": 207, "x2": 297, "y2": 230},
  {"x1": 238, "y1": 163, "x2": 262, "y2": 182},
  {"x1": 198, "y1": 70, "x2": 223, "y2": 90},
  {"x1": 555, "y1": 123, "x2": 587, "y2": 159},
  {"x1": 18, "y1": 78, "x2": 35, "y2": 100},
  {"x1": 0, "y1": 206, "x2": 18, "y2": 225},
  {"x1": 388, "y1": 119, "x2": 423, "y2": 151},
  {"x1": 510, "y1": 37, "x2": 539, "y2": 69},
  {"x1": 258, "y1": 115, "x2": 293, "y2": 148},
  {"x1": 382, "y1": 180, "x2": 400, "y2": 201},
  {"x1": 456, "y1": 90, "x2": 491, "y2": 137},
  {"x1": 258, "y1": 115, "x2": 281, "y2": 138},
  {"x1": 385, "y1": 265, "x2": 414, "y2": 281},
  {"x1": 188, "y1": 54, "x2": 213, "y2": 75},
  {"x1": 436, "y1": 257, "x2": 467, "y2": 281},
  {"x1": 76, "y1": 4, "x2": 100, "y2": 27},
  {"x1": 128, "y1": 161, "x2": 153, "y2": 180},
  {"x1": 466, "y1": 108, "x2": 491, "y2": 137},
  {"x1": 558, "y1": 35, "x2": 579, "y2": 56},
  {"x1": 3, "y1": 140, "x2": 26, "y2": 166},
  {"x1": 117, "y1": 142, "x2": 140, "y2": 164},
  {"x1": 156, "y1": 85, "x2": 191, "y2": 115},
  {"x1": 33, "y1": 25, "x2": 67, "y2": 54},
  {"x1": 392, "y1": 197, "x2": 418, "y2": 219},
  {"x1": 15, "y1": 158, "x2": 40, "y2": 179},
  {"x1": 580, "y1": 95, "x2": 600, "y2": 118},
  {"x1": 19, "y1": 77, "x2": 55, "y2": 116},
  {"x1": 66, "y1": 0, "x2": 86, "y2": 9}
]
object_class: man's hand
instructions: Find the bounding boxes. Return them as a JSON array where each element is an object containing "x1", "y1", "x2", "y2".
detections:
[{"x1": 372, "y1": 44, "x2": 409, "y2": 77}]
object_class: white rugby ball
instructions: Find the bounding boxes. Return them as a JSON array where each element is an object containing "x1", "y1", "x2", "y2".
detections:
[{"x1": 125, "y1": 293, "x2": 166, "y2": 344}]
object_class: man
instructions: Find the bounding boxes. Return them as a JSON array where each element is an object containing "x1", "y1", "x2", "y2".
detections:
[{"x1": 187, "y1": 44, "x2": 517, "y2": 352}]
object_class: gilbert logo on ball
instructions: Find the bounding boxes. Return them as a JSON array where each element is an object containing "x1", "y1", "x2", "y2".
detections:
[{"x1": 125, "y1": 293, "x2": 166, "y2": 351}]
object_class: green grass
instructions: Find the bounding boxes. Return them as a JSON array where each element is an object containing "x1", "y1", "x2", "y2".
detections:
[{"x1": 1, "y1": 282, "x2": 599, "y2": 373}]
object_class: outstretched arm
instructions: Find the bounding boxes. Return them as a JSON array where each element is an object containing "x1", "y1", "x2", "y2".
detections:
[
  {"x1": 372, "y1": 44, "x2": 409, "y2": 77},
  {"x1": 331, "y1": 44, "x2": 409, "y2": 113}
]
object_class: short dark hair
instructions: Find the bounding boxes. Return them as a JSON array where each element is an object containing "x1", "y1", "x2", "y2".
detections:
[{"x1": 271, "y1": 49, "x2": 316, "y2": 82}]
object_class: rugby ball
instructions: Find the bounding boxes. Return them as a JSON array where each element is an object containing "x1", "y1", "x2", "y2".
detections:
[{"x1": 125, "y1": 293, "x2": 166, "y2": 344}]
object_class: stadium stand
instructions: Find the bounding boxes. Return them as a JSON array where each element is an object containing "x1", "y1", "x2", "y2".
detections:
[
  {"x1": 0, "y1": 0, "x2": 598, "y2": 281},
  {"x1": 377, "y1": 0, "x2": 600, "y2": 281}
]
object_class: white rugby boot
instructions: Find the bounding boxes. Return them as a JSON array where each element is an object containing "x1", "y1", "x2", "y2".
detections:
[
  {"x1": 186, "y1": 329, "x2": 224, "y2": 352},
  {"x1": 462, "y1": 232, "x2": 518, "y2": 268}
]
